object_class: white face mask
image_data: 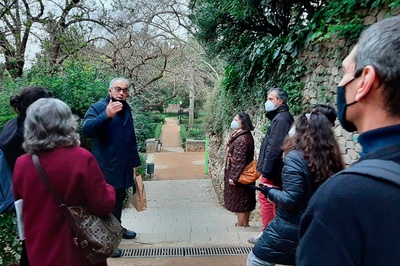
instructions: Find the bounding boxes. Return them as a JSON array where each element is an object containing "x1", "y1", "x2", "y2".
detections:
[
  {"x1": 264, "y1": 100, "x2": 276, "y2": 112},
  {"x1": 231, "y1": 121, "x2": 240, "y2": 130},
  {"x1": 288, "y1": 126, "x2": 296, "y2": 137}
]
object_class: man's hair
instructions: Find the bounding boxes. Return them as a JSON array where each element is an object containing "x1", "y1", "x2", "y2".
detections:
[
  {"x1": 354, "y1": 15, "x2": 400, "y2": 116},
  {"x1": 109, "y1": 77, "x2": 130, "y2": 89},
  {"x1": 23, "y1": 98, "x2": 80, "y2": 154},
  {"x1": 268, "y1": 87, "x2": 289, "y2": 103}
]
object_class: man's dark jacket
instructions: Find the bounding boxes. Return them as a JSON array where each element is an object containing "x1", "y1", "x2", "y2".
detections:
[
  {"x1": 257, "y1": 104, "x2": 293, "y2": 186},
  {"x1": 83, "y1": 95, "x2": 141, "y2": 190},
  {"x1": 297, "y1": 125, "x2": 400, "y2": 266}
]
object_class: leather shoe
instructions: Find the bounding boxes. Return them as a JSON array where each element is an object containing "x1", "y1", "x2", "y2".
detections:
[
  {"x1": 111, "y1": 248, "x2": 122, "y2": 258},
  {"x1": 122, "y1": 229, "x2": 137, "y2": 239}
]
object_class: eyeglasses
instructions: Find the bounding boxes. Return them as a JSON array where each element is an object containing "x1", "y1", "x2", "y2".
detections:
[{"x1": 112, "y1": 86, "x2": 129, "y2": 94}]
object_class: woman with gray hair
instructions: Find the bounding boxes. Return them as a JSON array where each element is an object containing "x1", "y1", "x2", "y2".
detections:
[{"x1": 13, "y1": 98, "x2": 116, "y2": 266}]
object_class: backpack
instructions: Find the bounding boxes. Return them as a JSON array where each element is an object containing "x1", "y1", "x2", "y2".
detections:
[
  {"x1": 340, "y1": 159, "x2": 400, "y2": 187},
  {"x1": 0, "y1": 149, "x2": 14, "y2": 213}
]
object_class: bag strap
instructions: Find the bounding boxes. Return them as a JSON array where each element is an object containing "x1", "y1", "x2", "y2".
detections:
[
  {"x1": 32, "y1": 154, "x2": 80, "y2": 234},
  {"x1": 340, "y1": 159, "x2": 400, "y2": 187},
  {"x1": 32, "y1": 154, "x2": 65, "y2": 206}
]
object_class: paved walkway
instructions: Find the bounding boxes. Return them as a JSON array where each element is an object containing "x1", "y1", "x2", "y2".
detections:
[
  {"x1": 108, "y1": 117, "x2": 262, "y2": 265},
  {"x1": 120, "y1": 179, "x2": 260, "y2": 246}
]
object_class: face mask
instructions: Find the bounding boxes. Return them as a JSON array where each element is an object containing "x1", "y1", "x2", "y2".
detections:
[
  {"x1": 264, "y1": 100, "x2": 276, "y2": 112},
  {"x1": 337, "y1": 77, "x2": 358, "y2": 132},
  {"x1": 288, "y1": 126, "x2": 296, "y2": 137},
  {"x1": 231, "y1": 121, "x2": 240, "y2": 130},
  {"x1": 111, "y1": 97, "x2": 124, "y2": 103}
]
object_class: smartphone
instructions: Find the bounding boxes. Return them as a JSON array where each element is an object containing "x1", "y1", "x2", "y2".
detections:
[{"x1": 259, "y1": 183, "x2": 279, "y2": 189}]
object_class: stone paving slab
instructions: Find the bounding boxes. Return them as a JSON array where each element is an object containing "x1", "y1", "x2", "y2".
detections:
[{"x1": 119, "y1": 179, "x2": 261, "y2": 248}]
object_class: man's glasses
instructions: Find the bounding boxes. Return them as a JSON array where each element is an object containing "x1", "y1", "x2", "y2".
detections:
[{"x1": 113, "y1": 86, "x2": 129, "y2": 94}]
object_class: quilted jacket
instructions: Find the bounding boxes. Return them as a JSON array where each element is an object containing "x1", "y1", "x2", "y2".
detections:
[{"x1": 253, "y1": 150, "x2": 315, "y2": 265}]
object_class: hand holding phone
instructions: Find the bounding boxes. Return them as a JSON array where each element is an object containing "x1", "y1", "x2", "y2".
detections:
[
  {"x1": 251, "y1": 183, "x2": 278, "y2": 197},
  {"x1": 259, "y1": 183, "x2": 279, "y2": 189}
]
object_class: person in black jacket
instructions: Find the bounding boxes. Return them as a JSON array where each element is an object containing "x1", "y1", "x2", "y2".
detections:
[
  {"x1": 297, "y1": 16, "x2": 400, "y2": 266},
  {"x1": 247, "y1": 111, "x2": 345, "y2": 265},
  {"x1": 248, "y1": 88, "x2": 293, "y2": 244},
  {"x1": 0, "y1": 86, "x2": 53, "y2": 266}
]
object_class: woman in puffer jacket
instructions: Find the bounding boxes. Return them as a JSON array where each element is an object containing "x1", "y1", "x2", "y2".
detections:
[{"x1": 247, "y1": 107, "x2": 345, "y2": 266}]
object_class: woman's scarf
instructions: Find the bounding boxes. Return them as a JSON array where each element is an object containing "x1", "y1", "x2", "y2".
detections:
[{"x1": 225, "y1": 129, "x2": 249, "y2": 170}]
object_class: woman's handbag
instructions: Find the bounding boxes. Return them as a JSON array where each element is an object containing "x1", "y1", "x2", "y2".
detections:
[
  {"x1": 32, "y1": 154, "x2": 123, "y2": 264},
  {"x1": 130, "y1": 174, "x2": 147, "y2": 212},
  {"x1": 238, "y1": 160, "x2": 261, "y2": 185}
]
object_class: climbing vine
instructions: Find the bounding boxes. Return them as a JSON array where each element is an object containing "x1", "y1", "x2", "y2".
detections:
[{"x1": 191, "y1": 0, "x2": 400, "y2": 135}]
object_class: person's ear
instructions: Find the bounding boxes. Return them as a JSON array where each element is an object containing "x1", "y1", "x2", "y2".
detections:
[{"x1": 355, "y1": 66, "x2": 378, "y2": 101}]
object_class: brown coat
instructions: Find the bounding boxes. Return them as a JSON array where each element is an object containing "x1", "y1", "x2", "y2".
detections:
[{"x1": 224, "y1": 130, "x2": 256, "y2": 212}]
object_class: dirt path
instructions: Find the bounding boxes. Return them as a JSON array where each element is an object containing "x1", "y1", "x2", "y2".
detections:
[
  {"x1": 147, "y1": 117, "x2": 207, "y2": 180},
  {"x1": 160, "y1": 117, "x2": 181, "y2": 148}
]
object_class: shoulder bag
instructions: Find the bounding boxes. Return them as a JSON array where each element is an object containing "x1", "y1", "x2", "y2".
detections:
[
  {"x1": 32, "y1": 154, "x2": 123, "y2": 264},
  {"x1": 238, "y1": 160, "x2": 261, "y2": 185}
]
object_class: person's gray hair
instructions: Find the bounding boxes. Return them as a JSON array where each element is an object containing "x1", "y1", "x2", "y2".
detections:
[
  {"x1": 23, "y1": 98, "x2": 80, "y2": 154},
  {"x1": 354, "y1": 15, "x2": 400, "y2": 116},
  {"x1": 268, "y1": 87, "x2": 289, "y2": 103},
  {"x1": 109, "y1": 77, "x2": 130, "y2": 89}
]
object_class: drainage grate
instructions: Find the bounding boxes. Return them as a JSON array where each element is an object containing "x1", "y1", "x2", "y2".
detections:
[
  {"x1": 122, "y1": 247, "x2": 184, "y2": 257},
  {"x1": 185, "y1": 246, "x2": 252, "y2": 257},
  {"x1": 121, "y1": 246, "x2": 252, "y2": 258}
]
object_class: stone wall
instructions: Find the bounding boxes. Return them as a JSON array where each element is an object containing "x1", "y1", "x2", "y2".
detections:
[
  {"x1": 299, "y1": 6, "x2": 399, "y2": 164},
  {"x1": 208, "y1": 8, "x2": 399, "y2": 218},
  {"x1": 185, "y1": 139, "x2": 206, "y2": 152},
  {"x1": 146, "y1": 138, "x2": 162, "y2": 153}
]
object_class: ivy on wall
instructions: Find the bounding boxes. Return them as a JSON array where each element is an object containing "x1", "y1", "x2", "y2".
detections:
[{"x1": 191, "y1": 0, "x2": 400, "y2": 135}]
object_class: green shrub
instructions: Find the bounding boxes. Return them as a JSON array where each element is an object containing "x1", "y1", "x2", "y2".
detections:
[
  {"x1": 133, "y1": 112, "x2": 158, "y2": 153},
  {"x1": 152, "y1": 114, "x2": 166, "y2": 124},
  {"x1": 188, "y1": 128, "x2": 205, "y2": 140},
  {"x1": 0, "y1": 213, "x2": 21, "y2": 265},
  {"x1": 136, "y1": 152, "x2": 147, "y2": 177},
  {"x1": 154, "y1": 123, "x2": 163, "y2": 139}
]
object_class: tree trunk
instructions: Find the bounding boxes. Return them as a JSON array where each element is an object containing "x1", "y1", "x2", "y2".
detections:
[
  {"x1": 188, "y1": 73, "x2": 195, "y2": 129},
  {"x1": 4, "y1": 53, "x2": 24, "y2": 78}
]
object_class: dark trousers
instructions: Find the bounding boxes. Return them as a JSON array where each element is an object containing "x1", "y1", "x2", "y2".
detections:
[{"x1": 111, "y1": 188, "x2": 126, "y2": 223}]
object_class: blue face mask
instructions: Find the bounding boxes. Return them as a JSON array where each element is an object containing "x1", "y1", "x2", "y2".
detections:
[
  {"x1": 337, "y1": 77, "x2": 357, "y2": 132},
  {"x1": 264, "y1": 100, "x2": 276, "y2": 112},
  {"x1": 231, "y1": 121, "x2": 240, "y2": 130}
]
